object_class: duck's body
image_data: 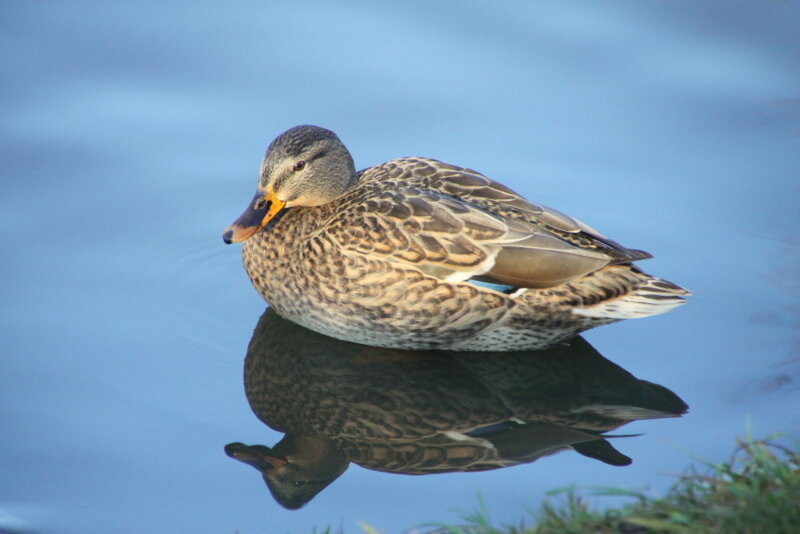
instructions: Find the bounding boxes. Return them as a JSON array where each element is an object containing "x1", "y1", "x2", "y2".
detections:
[{"x1": 224, "y1": 126, "x2": 688, "y2": 351}]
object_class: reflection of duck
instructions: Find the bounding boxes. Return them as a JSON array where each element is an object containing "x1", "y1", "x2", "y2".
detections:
[
  {"x1": 226, "y1": 309, "x2": 688, "y2": 509},
  {"x1": 222, "y1": 125, "x2": 689, "y2": 351}
]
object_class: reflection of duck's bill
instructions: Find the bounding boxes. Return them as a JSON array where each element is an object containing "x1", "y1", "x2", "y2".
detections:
[
  {"x1": 223, "y1": 190, "x2": 286, "y2": 244},
  {"x1": 224, "y1": 442, "x2": 286, "y2": 470}
]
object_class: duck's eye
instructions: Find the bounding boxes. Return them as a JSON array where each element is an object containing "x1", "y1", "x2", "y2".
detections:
[{"x1": 292, "y1": 160, "x2": 306, "y2": 172}]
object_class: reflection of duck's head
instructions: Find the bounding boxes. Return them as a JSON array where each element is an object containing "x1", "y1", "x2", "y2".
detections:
[
  {"x1": 225, "y1": 435, "x2": 347, "y2": 510},
  {"x1": 227, "y1": 308, "x2": 688, "y2": 508}
]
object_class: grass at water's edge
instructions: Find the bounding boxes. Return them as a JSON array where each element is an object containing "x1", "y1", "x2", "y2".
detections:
[{"x1": 356, "y1": 434, "x2": 800, "y2": 534}]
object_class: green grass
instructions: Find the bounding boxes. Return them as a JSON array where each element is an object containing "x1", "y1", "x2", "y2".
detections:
[{"x1": 411, "y1": 434, "x2": 800, "y2": 534}]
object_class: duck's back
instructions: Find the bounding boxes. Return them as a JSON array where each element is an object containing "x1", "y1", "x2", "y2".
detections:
[{"x1": 335, "y1": 157, "x2": 653, "y2": 288}]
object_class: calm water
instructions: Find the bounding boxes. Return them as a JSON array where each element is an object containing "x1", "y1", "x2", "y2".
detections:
[{"x1": 2, "y1": 2, "x2": 799, "y2": 533}]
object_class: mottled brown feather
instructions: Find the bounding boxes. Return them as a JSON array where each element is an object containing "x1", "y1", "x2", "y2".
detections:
[
  {"x1": 326, "y1": 158, "x2": 648, "y2": 287},
  {"x1": 233, "y1": 127, "x2": 688, "y2": 350}
]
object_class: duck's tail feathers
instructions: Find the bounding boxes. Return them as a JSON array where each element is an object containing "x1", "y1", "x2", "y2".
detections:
[{"x1": 573, "y1": 276, "x2": 690, "y2": 320}]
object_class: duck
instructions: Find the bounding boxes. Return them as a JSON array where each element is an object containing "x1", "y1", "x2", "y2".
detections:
[{"x1": 222, "y1": 125, "x2": 689, "y2": 351}]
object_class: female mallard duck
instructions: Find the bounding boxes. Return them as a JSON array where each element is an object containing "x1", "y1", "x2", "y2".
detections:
[{"x1": 223, "y1": 125, "x2": 688, "y2": 351}]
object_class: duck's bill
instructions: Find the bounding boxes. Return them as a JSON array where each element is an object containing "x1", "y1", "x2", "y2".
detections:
[
  {"x1": 222, "y1": 191, "x2": 286, "y2": 244},
  {"x1": 224, "y1": 442, "x2": 287, "y2": 471}
]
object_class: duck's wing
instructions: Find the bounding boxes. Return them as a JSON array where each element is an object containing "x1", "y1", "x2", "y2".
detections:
[
  {"x1": 327, "y1": 158, "x2": 650, "y2": 288},
  {"x1": 402, "y1": 158, "x2": 652, "y2": 260}
]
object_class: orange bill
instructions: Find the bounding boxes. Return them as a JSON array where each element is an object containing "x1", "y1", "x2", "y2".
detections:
[{"x1": 222, "y1": 190, "x2": 286, "y2": 244}]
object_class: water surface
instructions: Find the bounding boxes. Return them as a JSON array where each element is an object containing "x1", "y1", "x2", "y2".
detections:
[{"x1": 2, "y1": 2, "x2": 799, "y2": 533}]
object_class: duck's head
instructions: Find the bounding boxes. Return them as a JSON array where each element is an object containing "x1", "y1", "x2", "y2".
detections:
[
  {"x1": 224, "y1": 436, "x2": 348, "y2": 509},
  {"x1": 222, "y1": 125, "x2": 356, "y2": 244}
]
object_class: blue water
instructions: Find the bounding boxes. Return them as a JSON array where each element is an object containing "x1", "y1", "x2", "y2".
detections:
[{"x1": 2, "y1": 2, "x2": 799, "y2": 533}]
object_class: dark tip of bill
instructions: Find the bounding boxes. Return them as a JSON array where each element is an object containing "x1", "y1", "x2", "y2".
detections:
[
  {"x1": 224, "y1": 442, "x2": 244, "y2": 456},
  {"x1": 222, "y1": 229, "x2": 234, "y2": 244}
]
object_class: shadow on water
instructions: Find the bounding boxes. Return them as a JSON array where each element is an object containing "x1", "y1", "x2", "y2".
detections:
[{"x1": 225, "y1": 308, "x2": 688, "y2": 510}]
